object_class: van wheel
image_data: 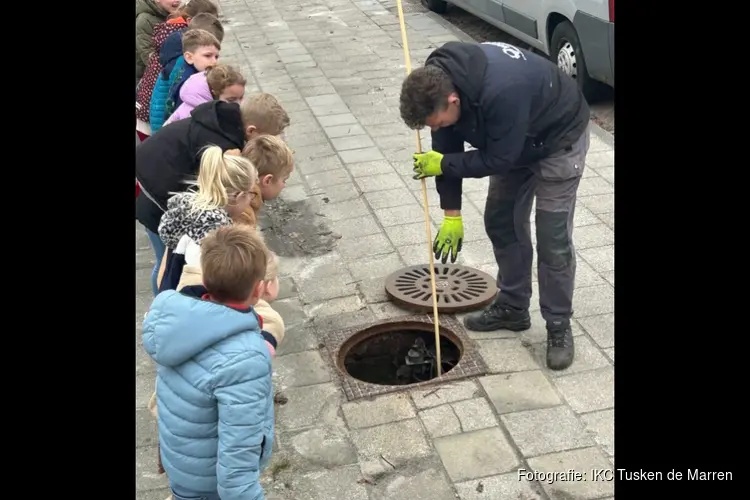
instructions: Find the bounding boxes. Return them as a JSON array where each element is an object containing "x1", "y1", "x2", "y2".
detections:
[
  {"x1": 421, "y1": 0, "x2": 448, "y2": 14},
  {"x1": 550, "y1": 20, "x2": 598, "y2": 98}
]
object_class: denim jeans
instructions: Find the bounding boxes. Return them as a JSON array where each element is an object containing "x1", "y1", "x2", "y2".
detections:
[{"x1": 144, "y1": 227, "x2": 165, "y2": 296}]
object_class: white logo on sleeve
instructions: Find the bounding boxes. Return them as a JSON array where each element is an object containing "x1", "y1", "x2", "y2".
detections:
[{"x1": 482, "y1": 41, "x2": 527, "y2": 60}]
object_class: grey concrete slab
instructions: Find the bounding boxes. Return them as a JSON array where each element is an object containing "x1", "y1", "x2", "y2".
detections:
[
  {"x1": 276, "y1": 383, "x2": 343, "y2": 431},
  {"x1": 527, "y1": 447, "x2": 615, "y2": 499},
  {"x1": 501, "y1": 406, "x2": 594, "y2": 457},
  {"x1": 553, "y1": 367, "x2": 615, "y2": 414},
  {"x1": 480, "y1": 371, "x2": 561, "y2": 415},
  {"x1": 451, "y1": 397, "x2": 498, "y2": 432},
  {"x1": 434, "y1": 427, "x2": 520, "y2": 482},
  {"x1": 273, "y1": 351, "x2": 332, "y2": 389},
  {"x1": 351, "y1": 418, "x2": 433, "y2": 468},
  {"x1": 342, "y1": 393, "x2": 416, "y2": 429},
  {"x1": 418, "y1": 404, "x2": 462, "y2": 438},
  {"x1": 454, "y1": 472, "x2": 545, "y2": 500}
]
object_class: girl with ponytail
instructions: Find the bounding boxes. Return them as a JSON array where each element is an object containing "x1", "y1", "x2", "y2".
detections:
[{"x1": 156, "y1": 145, "x2": 258, "y2": 292}]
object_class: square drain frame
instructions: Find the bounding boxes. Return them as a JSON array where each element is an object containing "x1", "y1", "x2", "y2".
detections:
[{"x1": 319, "y1": 313, "x2": 488, "y2": 401}]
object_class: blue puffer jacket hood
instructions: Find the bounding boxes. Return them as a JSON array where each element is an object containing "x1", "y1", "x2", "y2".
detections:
[{"x1": 143, "y1": 287, "x2": 274, "y2": 499}]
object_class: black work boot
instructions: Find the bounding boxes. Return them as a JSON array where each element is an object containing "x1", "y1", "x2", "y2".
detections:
[
  {"x1": 463, "y1": 301, "x2": 531, "y2": 332},
  {"x1": 546, "y1": 320, "x2": 574, "y2": 370}
]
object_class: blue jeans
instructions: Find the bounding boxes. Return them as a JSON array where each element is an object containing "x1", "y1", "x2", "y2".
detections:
[
  {"x1": 170, "y1": 485, "x2": 220, "y2": 500},
  {"x1": 145, "y1": 228, "x2": 165, "y2": 296}
]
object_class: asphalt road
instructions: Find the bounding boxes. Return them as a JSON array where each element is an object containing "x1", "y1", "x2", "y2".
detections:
[{"x1": 398, "y1": 0, "x2": 615, "y2": 134}]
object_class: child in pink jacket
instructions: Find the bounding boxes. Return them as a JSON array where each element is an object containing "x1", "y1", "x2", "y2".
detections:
[{"x1": 163, "y1": 63, "x2": 246, "y2": 126}]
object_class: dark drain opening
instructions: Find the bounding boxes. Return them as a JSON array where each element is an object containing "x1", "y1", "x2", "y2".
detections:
[{"x1": 339, "y1": 323, "x2": 463, "y2": 386}]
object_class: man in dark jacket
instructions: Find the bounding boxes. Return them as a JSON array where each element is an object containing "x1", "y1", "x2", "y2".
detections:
[
  {"x1": 399, "y1": 41, "x2": 590, "y2": 370},
  {"x1": 135, "y1": 98, "x2": 289, "y2": 296}
]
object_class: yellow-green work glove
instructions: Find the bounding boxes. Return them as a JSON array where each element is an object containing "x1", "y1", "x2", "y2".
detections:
[
  {"x1": 434, "y1": 216, "x2": 464, "y2": 263},
  {"x1": 412, "y1": 150, "x2": 444, "y2": 179}
]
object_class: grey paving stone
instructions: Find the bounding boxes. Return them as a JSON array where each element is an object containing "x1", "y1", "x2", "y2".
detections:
[
  {"x1": 351, "y1": 419, "x2": 432, "y2": 467},
  {"x1": 304, "y1": 168, "x2": 352, "y2": 189},
  {"x1": 418, "y1": 404, "x2": 462, "y2": 438},
  {"x1": 525, "y1": 334, "x2": 611, "y2": 377},
  {"x1": 292, "y1": 465, "x2": 369, "y2": 500},
  {"x1": 455, "y1": 472, "x2": 545, "y2": 500},
  {"x1": 324, "y1": 123, "x2": 366, "y2": 138},
  {"x1": 527, "y1": 447, "x2": 615, "y2": 499},
  {"x1": 411, "y1": 380, "x2": 480, "y2": 409},
  {"x1": 581, "y1": 408, "x2": 614, "y2": 456},
  {"x1": 573, "y1": 223, "x2": 615, "y2": 249},
  {"x1": 598, "y1": 211, "x2": 615, "y2": 229},
  {"x1": 580, "y1": 193, "x2": 614, "y2": 214},
  {"x1": 451, "y1": 397, "x2": 497, "y2": 431},
  {"x1": 317, "y1": 112, "x2": 359, "y2": 127},
  {"x1": 345, "y1": 159, "x2": 396, "y2": 177},
  {"x1": 554, "y1": 367, "x2": 615, "y2": 414},
  {"x1": 434, "y1": 427, "x2": 520, "y2": 482},
  {"x1": 135, "y1": 408, "x2": 158, "y2": 448},
  {"x1": 364, "y1": 187, "x2": 416, "y2": 209},
  {"x1": 135, "y1": 446, "x2": 168, "y2": 491},
  {"x1": 337, "y1": 232, "x2": 393, "y2": 259},
  {"x1": 573, "y1": 284, "x2": 614, "y2": 317},
  {"x1": 475, "y1": 338, "x2": 540, "y2": 374},
  {"x1": 295, "y1": 154, "x2": 344, "y2": 175},
  {"x1": 355, "y1": 172, "x2": 407, "y2": 193},
  {"x1": 342, "y1": 393, "x2": 416, "y2": 429},
  {"x1": 370, "y1": 465, "x2": 457, "y2": 500},
  {"x1": 273, "y1": 350, "x2": 332, "y2": 389},
  {"x1": 586, "y1": 150, "x2": 615, "y2": 169},
  {"x1": 305, "y1": 295, "x2": 367, "y2": 317},
  {"x1": 276, "y1": 323, "x2": 318, "y2": 356},
  {"x1": 286, "y1": 425, "x2": 359, "y2": 471},
  {"x1": 339, "y1": 146, "x2": 386, "y2": 163},
  {"x1": 347, "y1": 252, "x2": 404, "y2": 281},
  {"x1": 136, "y1": 343, "x2": 156, "y2": 375},
  {"x1": 136, "y1": 373, "x2": 156, "y2": 409},
  {"x1": 356, "y1": 277, "x2": 389, "y2": 304},
  {"x1": 604, "y1": 347, "x2": 614, "y2": 363},
  {"x1": 578, "y1": 313, "x2": 615, "y2": 348},
  {"x1": 136, "y1": 488, "x2": 172, "y2": 500},
  {"x1": 330, "y1": 214, "x2": 382, "y2": 238},
  {"x1": 369, "y1": 301, "x2": 414, "y2": 319},
  {"x1": 297, "y1": 271, "x2": 356, "y2": 304},
  {"x1": 384, "y1": 221, "x2": 437, "y2": 247},
  {"x1": 276, "y1": 383, "x2": 342, "y2": 431},
  {"x1": 310, "y1": 183, "x2": 361, "y2": 204},
  {"x1": 578, "y1": 175, "x2": 615, "y2": 196},
  {"x1": 331, "y1": 134, "x2": 376, "y2": 151},
  {"x1": 579, "y1": 245, "x2": 615, "y2": 273},
  {"x1": 480, "y1": 371, "x2": 562, "y2": 415},
  {"x1": 269, "y1": 298, "x2": 307, "y2": 327},
  {"x1": 501, "y1": 406, "x2": 594, "y2": 457},
  {"x1": 374, "y1": 204, "x2": 425, "y2": 226},
  {"x1": 319, "y1": 198, "x2": 371, "y2": 221}
]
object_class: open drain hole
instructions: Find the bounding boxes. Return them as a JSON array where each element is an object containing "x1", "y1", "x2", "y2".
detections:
[{"x1": 339, "y1": 322, "x2": 463, "y2": 386}]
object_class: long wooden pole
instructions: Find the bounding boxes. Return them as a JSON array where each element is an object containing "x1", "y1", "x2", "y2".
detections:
[{"x1": 395, "y1": 0, "x2": 442, "y2": 377}]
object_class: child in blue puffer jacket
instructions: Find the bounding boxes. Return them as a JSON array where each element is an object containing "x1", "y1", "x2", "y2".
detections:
[
  {"x1": 150, "y1": 26, "x2": 222, "y2": 133},
  {"x1": 143, "y1": 224, "x2": 274, "y2": 500}
]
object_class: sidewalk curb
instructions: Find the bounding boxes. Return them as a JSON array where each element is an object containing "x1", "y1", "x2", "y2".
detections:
[{"x1": 423, "y1": 10, "x2": 615, "y2": 149}]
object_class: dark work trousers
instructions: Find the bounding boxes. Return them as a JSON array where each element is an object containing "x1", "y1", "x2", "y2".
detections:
[{"x1": 484, "y1": 127, "x2": 590, "y2": 322}]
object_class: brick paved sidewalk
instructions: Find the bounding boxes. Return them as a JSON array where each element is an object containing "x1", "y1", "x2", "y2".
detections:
[{"x1": 136, "y1": 1, "x2": 615, "y2": 498}]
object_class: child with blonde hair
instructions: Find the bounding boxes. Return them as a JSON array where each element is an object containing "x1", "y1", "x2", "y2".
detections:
[
  {"x1": 234, "y1": 134, "x2": 296, "y2": 227},
  {"x1": 158, "y1": 145, "x2": 259, "y2": 292},
  {"x1": 163, "y1": 63, "x2": 246, "y2": 126}
]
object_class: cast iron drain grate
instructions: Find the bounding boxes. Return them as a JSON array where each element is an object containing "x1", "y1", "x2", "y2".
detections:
[
  {"x1": 385, "y1": 264, "x2": 497, "y2": 313},
  {"x1": 319, "y1": 314, "x2": 488, "y2": 401}
]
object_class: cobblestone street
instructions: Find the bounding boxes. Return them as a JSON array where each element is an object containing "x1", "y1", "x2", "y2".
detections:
[{"x1": 136, "y1": 1, "x2": 615, "y2": 498}]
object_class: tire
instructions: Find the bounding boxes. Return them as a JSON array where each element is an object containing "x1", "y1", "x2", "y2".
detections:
[
  {"x1": 422, "y1": 0, "x2": 449, "y2": 14},
  {"x1": 550, "y1": 20, "x2": 600, "y2": 99}
]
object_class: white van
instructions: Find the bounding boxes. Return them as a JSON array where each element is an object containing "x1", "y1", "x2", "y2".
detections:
[{"x1": 422, "y1": 0, "x2": 614, "y2": 96}]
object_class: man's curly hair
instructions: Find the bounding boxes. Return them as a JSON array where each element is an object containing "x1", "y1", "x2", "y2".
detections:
[{"x1": 399, "y1": 66, "x2": 455, "y2": 129}]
